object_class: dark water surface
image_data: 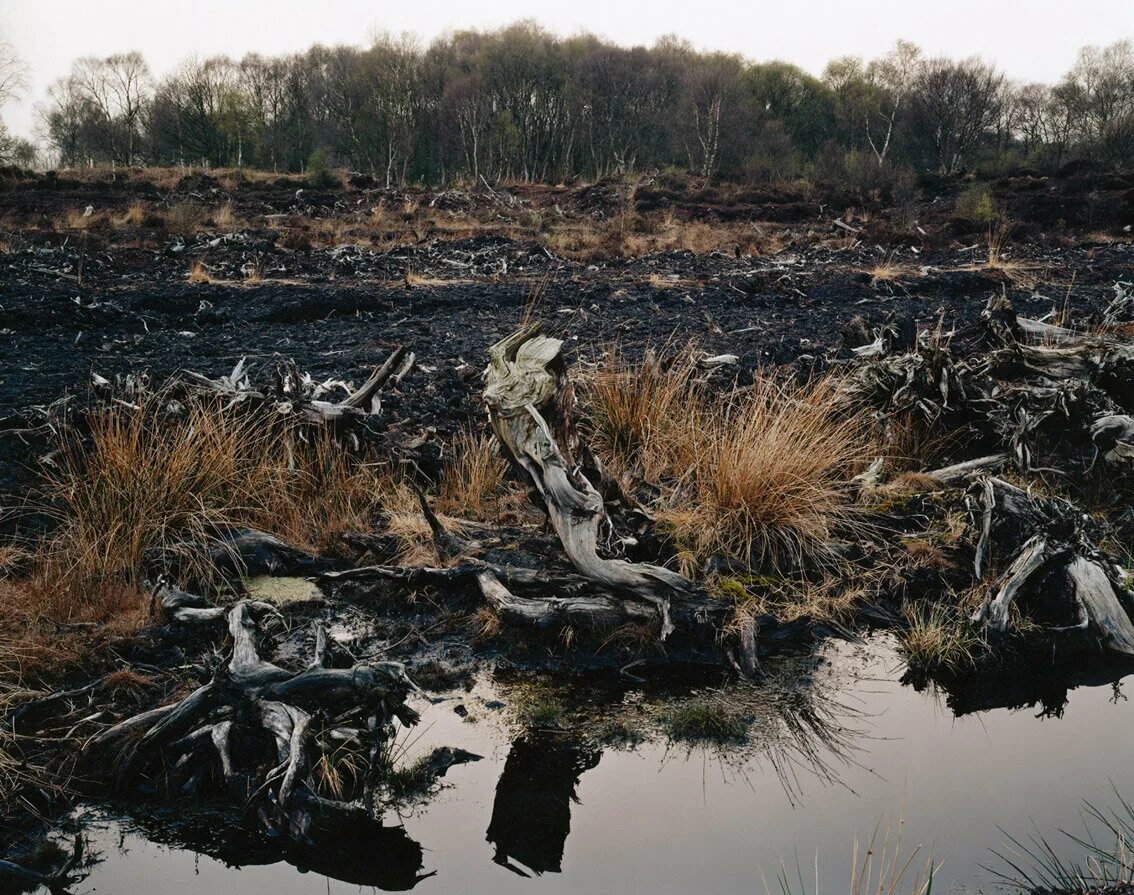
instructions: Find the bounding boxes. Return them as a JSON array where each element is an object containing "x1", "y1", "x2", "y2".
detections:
[{"x1": 72, "y1": 636, "x2": 1134, "y2": 894}]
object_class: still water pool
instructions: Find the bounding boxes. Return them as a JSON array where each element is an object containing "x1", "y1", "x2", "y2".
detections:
[{"x1": 71, "y1": 635, "x2": 1134, "y2": 894}]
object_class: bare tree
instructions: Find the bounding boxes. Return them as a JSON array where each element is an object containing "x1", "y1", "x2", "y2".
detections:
[
  {"x1": 906, "y1": 56, "x2": 1004, "y2": 174},
  {"x1": 40, "y1": 76, "x2": 93, "y2": 166},
  {"x1": 863, "y1": 40, "x2": 921, "y2": 166},
  {"x1": 0, "y1": 35, "x2": 26, "y2": 112},
  {"x1": 67, "y1": 52, "x2": 152, "y2": 164},
  {"x1": 1058, "y1": 40, "x2": 1134, "y2": 164},
  {"x1": 0, "y1": 30, "x2": 28, "y2": 163},
  {"x1": 673, "y1": 47, "x2": 743, "y2": 185}
]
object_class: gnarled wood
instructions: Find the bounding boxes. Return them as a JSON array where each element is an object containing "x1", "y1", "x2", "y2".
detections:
[
  {"x1": 483, "y1": 324, "x2": 705, "y2": 639},
  {"x1": 88, "y1": 598, "x2": 426, "y2": 838}
]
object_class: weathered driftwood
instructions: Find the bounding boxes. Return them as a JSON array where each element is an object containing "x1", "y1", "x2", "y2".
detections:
[
  {"x1": 925, "y1": 453, "x2": 1009, "y2": 484},
  {"x1": 322, "y1": 562, "x2": 663, "y2": 631},
  {"x1": 185, "y1": 347, "x2": 407, "y2": 424},
  {"x1": 851, "y1": 295, "x2": 1134, "y2": 480},
  {"x1": 86, "y1": 599, "x2": 437, "y2": 838},
  {"x1": 482, "y1": 324, "x2": 705, "y2": 639},
  {"x1": 970, "y1": 477, "x2": 1134, "y2": 657}
]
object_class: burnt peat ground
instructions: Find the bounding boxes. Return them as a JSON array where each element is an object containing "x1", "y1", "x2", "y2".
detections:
[
  {"x1": 2, "y1": 167, "x2": 1131, "y2": 498},
  {"x1": 2, "y1": 168, "x2": 1134, "y2": 892}
]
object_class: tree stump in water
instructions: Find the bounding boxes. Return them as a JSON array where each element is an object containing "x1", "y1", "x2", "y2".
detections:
[{"x1": 481, "y1": 323, "x2": 725, "y2": 644}]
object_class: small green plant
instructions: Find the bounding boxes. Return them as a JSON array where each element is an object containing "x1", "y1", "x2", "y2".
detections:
[
  {"x1": 521, "y1": 695, "x2": 565, "y2": 728},
  {"x1": 898, "y1": 603, "x2": 981, "y2": 672},
  {"x1": 954, "y1": 183, "x2": 997, "y2": 224},
  {"x1": 306, "y1": 147, "x2": 339, "y2": 188},
  {"x1": 662, "y1": 694, "x2": 749, "y2": 744},
  {"x1": 991, "y1": 787, "x2": 1134, "y2": 892}
]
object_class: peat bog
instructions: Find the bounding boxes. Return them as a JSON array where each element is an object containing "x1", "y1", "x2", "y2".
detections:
[{"x1": 2, "y1": 166, "x2": 1134, "y2": 894}]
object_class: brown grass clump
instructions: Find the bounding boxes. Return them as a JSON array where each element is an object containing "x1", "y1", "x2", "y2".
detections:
[
  {"x1": 116, "y1": 202, "x2": 147, "y2": 228},
  {"x1": 865, "y1": 253, "x2": 916, "y2": 283},
  {"x1": 33, "y1": 395, "x2": 392, "y2": 603},
  {"x1": 581, "y1": 347, "x2": 701, "y2": 482},
  {"x1": 403, "y1": 269, "x2": 474, "y2": 289},
  {"x1": 438, "y1": 430, "x2": 508, "y2": 520},
  {"x1": 582, "y1": 347, "x2": 873, "y2": 572},
  {"x1": 723, "y1": 574, "x2": 867, "y2": 625},
  {"x1": 212, "y1": 202, "x2": 236, "y2": 229},
  {"x1": 163, "y1": 202, "x2": 206, "y2": 237},
  {"x1": 187, "y1": 258, "x2": 211, "y2": 283},
  {"x1": 57, "y1": 207, "x2": 98, "y2": 230},
  {"x1": 382, "y1": 483, "x2": 468, "y2": 566},
  {"x1": 673, "y1": 375, "x2": 869, "y2": 567}
]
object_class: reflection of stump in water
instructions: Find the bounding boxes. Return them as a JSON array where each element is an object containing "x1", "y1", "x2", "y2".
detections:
[
  {"x1": 286, "y1": 817, "x2": 432, "y2": 891},
  {"x1": 486, "y1": 736, "x2": 602, "y2": 876},
  {"x1": 120, "y1": 806, "x2": 433, "y2": 892}
]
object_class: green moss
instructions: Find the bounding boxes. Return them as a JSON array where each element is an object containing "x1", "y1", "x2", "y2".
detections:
[
  {"x1": 521, "y1": 695, "x2": 565, "y2": 728},
  {"x1": 662, "y1": 697, "x2": 749, "y2": 744},
  {"x1": 714, "y1": 576, "x2": 751, "y2": 603}
]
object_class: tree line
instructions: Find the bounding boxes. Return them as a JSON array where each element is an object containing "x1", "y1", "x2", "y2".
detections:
[{"x1": 20, "y1": 22, "x2": 1134, "y2": 184}]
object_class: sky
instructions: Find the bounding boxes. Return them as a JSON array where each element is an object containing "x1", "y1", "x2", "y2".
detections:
[{"x1": 3, "y1": 0, "x2": 1133, "y2": 140}]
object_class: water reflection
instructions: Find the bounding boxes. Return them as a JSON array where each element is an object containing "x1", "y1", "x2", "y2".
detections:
[
  {"x1": 485, "y1": 736, "x2": 602, "y2": 876},
  {"x1": 46, "y1": 636, "x2": 1134, "y2": 894},
  {"x1": 115, "y1": 803, "x2": 433, "y2": 891},
  {"x1": 903, "y1": 653, "x2": 1134, "y2": 718}
]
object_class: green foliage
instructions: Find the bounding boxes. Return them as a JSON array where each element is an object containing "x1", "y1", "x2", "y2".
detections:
[
  {"x1": 40, "y1": 30, "x2": 1127, "y2": 183},
  {"x1": 954, "y1": 183, "x2": 998, "y2": 224},
  {"x1": 521, "y1": 695, "x2": 564, "y2": 728},
  {"x1": 306, "y1": 148, "x2": 339, "y2": 188}
]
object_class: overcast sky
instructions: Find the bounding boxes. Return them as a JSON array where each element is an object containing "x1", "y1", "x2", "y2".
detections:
[{"x1": 3, "y1": 0, "x2": 1133, "y2": 140}]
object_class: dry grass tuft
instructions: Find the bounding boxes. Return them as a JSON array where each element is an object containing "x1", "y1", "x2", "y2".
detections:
[
  {"x1": 164, "y1": 202, "x2": 206, "y2": 237},
  {"x1": 212, "y1": 202, "x2": 236, "y2": 229},
  {"x1": 438, "y1": 430, "x2": 508, "y2": 520},
  {"x1": 722, "y1": 573, "x2": 870, "y2": 625},
  {"x1": 581, "y1": 346, "x2": 701, "y2": 482},
  {"x1": 898, "y1": 602, "x2": 981, "y2": 672},
  {"x1": 187, "y1": 258, "x2": 211, "y2": 283},
  {"x1": 57, "y1": 207, "x2": 98, "y2": 230},
  {"x1": 773, "y1": 816, "x2": 938, "y2": 895},
  {"x1": 33, "y1": 395, "x2": 391, "y2": 604},
  {"x1": 962, "y1": 226, "x2": 1042, "y2": 286},
  {"x1": 583, "y1": 347, "x2": 872, "y2": 572},
  {"x1": 403, "y1": 269, "x2": 474, "y2": 289},
  {"x1": 865, "y1": 254, "x2": 915, "y2": 283},
  {"x1": 472, "y1": 605, "x2": 502, "y2": 640},
  {"x1": 116, "y1": 202, "x2": 147, "y2": 228},
  {"x1": 382, "y1": 482, "x2": 469, "y2": 565}
]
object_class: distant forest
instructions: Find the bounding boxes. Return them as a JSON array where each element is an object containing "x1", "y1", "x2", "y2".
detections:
[{"x1": 18, "y1": 22, "x2": 1134, "y2": 185}]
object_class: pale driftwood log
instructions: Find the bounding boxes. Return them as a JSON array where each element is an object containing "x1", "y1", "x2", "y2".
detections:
[
  {"x1": 88, "y1": 599, "x2": 423, "y2": 834},
  {"x1": 483, "y1": 324, "x2": 703, "y2": 639},
  {"x1": 153, "y1": 578, "x2": 228, "y2": 624},
  {"x1": 1015, "y1": 316, "x2": 1079, "y2": 345},
  {"x1": 970, "y1": 477, "x2": 1134, "y2": 658},
  {"x1": 321, "y1": 562, "x2": 662, "y2": 631},
  {"x1": 925, "y1": 453, "x2": 1009, "y2": 485},
  {"x1": 1091, "y1": 414, "x2": 1134, "y2": 468},
  {"x1": 184, "y1": 347, "x2": 406, "y2": 424}
]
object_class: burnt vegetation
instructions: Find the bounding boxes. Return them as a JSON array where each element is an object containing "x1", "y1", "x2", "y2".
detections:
[{"x1": 1, "y1": 22, "x2": 1134, "y2": 895}]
